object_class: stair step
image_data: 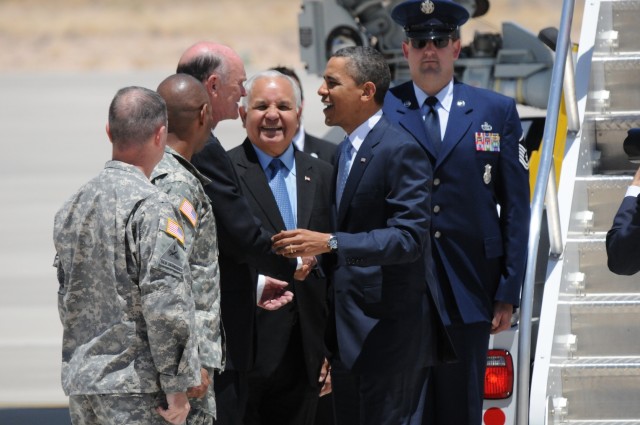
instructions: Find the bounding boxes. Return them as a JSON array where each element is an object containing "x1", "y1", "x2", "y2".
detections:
[
  {"x1": 579, "y1": 176, "x2": 631, "y2": 232},
  {"x1": 564, "y1": 421, "x2": 640, "y2": 425},
  {"x1": 552, "y1": 357, "x2": 640, "y2": 420},
  {"x1": 559, "y1": 296, "x2": 640, "y2": 356},
  {"x1": 564, "y1": 238, "x2": 640, "y2": 294},
  {"x1": 563, "y1": 294, "x2": 640, "y2": 307}
]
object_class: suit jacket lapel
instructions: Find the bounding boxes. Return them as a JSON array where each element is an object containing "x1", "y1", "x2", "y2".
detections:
[
  {"x1": 295, "y1": 151, "x2": 315, "y2": 229},
  {"x1": 388, "y1": 83, "x2": 438, "y2": 157},
  {"x1": 438, "y1": 82, "x2": 473, "y2": 167},
  {"x1": 337, "y1": 118, "x2": 383, "y2": 225},
  {"x1": 236, "y1": 139, "x2": 287, "y2": 232}
]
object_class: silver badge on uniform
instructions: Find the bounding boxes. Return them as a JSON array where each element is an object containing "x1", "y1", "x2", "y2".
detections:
[
  {"x1": 483, "y1": 164, "x2": 492, "y2": 184},
  {"x1": 421, "y1": 0, "x2": 435, "y2": 14},
  {"x1": 403, "y1": 100, "x2": 412, "y2": 108},
  {"x1": 481, "y1": 122, "x2": 493, "y2": 131},
  {"x1": 457, "y1": 100, "x2": 465, "y2": 107}
]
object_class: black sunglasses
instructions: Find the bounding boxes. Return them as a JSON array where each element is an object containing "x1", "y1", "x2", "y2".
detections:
[{"x1": 409, "y1": 36, "x2": 453, "y2": 49}]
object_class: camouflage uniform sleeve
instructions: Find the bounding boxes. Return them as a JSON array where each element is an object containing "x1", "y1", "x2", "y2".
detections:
[
  {"x1": 53, "y1": 254, "x2": 67, "y2": 324},
  {"x1": 159, "y1": 179, "x2": 223, "y2": 371},
  {"x1": 131, "y1": 194, "x2": 201, "y2": 394}
]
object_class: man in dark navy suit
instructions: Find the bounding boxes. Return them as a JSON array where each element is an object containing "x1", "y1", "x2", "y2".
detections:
[
  {"x1": 607, "y1": 129, "x2": 640, "y2": 275},
  {"x1": 382, "y1": 1, "x2": 531, "y2": 424},
  {"x1": 177, "y1": 42, "x2": 315, "y2": 425},
  {"x1": 272, "y1": 46, "x2": 453, "y2": 425}
]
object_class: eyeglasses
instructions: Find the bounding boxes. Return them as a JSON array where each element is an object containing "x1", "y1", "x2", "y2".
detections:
[{"x1": 409, "y1": 36, "x2": 453, "y2": 49}]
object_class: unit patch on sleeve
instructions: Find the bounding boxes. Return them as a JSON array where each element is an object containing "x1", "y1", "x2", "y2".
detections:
[
  {"x1": 179, "y1": 198, "x2": 198, "y2": 227},
  {"x1": 518, "y1": 137, "x2": 530, "y2": 170},
  {"x1": 159, "y1": 239, "x2": 185, "y2": 275}
]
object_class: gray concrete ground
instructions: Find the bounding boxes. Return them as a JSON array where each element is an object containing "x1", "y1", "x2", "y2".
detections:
[{"x1": 0, "y1": 68, "x2": 335, "y2": 410}]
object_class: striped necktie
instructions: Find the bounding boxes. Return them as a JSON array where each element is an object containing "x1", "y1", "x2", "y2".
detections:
[{"x1": 336, "y1": 137, "x2": 353, "y2": 209}]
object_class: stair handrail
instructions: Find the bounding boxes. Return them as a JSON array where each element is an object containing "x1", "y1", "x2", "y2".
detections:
[{"x1": 516, "y1": 0, "x2": 578, "y2": 423}]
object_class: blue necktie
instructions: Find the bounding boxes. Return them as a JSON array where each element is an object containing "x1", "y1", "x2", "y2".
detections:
[
  {"x1": 336, "y1": 137, "x2": 353, "y2": 209},
  {"x1": 268, "y1": 158, "x2": 296, "y2": 230},
  {"x1": 424, "y1": 96, "x2": 442, "y2": 152}
]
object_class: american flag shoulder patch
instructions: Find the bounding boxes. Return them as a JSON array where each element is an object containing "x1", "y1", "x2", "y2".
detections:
[
  {"x1": 165, "y1": 217, "x2": 185, "y2": 245},
  {"x1": 179, "y1": 198, "x2": 198, "y2": 227}
]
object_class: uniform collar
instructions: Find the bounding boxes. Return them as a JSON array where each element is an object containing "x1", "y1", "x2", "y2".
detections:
[
  {"x1": 347, "y1": 109, "x2": 383, "y2": 153},
  {"x1": 412, "y1": 79, "x2": 454, "y2": 113}
]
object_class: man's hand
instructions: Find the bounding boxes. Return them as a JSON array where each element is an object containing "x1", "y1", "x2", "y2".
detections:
[
  {"x1": 272, "y1": 229, "x2": 332, "y2": 258},
  {"x1": 259, "y1": 276, "x2": 294, "y2": 310},
  {"x1": 186, "y1": 368, "x2": 211, "y2": 399},
  {"x1": 157, "y1": 392, "x2": 190, "y2": 425},
  {"x1": 294, "y1": 256, "x2": 318, "y2": 280},
  {"x1": 318, "y1": 358, "x2": 332, "y2": 397},
  {"x1": 491, "y1": 301, "x2": 514, "y2": 334}
]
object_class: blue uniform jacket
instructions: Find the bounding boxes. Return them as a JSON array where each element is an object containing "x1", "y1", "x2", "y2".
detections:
[{"x1": 383, "y1": 80, "x2": 530, "y2": 325}]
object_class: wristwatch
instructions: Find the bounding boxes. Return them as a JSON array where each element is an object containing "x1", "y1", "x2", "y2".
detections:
[{"x1": 327, "y1": 235, "x2": 338, "y2": 252}]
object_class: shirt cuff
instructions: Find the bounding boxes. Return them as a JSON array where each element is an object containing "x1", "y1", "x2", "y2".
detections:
[
  {"x1": 626, "y1": 185, "x2": 640, "y2": 198},
  {"x1": 296, "y1": 257, "x2": 303, "y2": 270},
  {"x1": 256, "y1": 274, "x2": 265, "y2": 305}
]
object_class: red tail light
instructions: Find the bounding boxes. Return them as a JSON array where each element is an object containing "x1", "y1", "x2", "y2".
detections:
[{"x1": 484, "y1": 349, "x2": 513, "y2": 399}]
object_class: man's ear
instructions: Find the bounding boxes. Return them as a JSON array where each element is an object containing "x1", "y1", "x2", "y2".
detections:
[
  {"x1": 452, "y1": 39, "x2": 462, "y2": 60},
  {"x1": 401, "y1": 40, "x2": 410, "y2": 59},
  {"x1": 199, "y1": 104, "x2": 209, "y2": 125},
  {"x1": 239, "y1": 106, "x2": 247, "y2": 129},
  {"x1": 361, "y1": 81, "x2": 377, "y2": 102},
  {"x1": 207, "y1": 73, "x2": 219, "y2": 97},
  {"x1": 105, "y1": 123, "x2": 113, "y2": 143},
  {"x1": 154, "y1": 125, "x2": 167, "y2": 147}
]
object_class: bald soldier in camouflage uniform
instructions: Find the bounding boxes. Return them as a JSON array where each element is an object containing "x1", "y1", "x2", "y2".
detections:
[
  {"x1": 151, "y1": 73, "x2": 222, "y2": 425},
  {"x1": 53, "y1": 86, "x2": 201, "y2": 425}
]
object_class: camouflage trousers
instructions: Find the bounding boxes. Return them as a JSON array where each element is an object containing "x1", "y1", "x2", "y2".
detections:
[{"x1": 69, "y1": 393, "x2": 170, "y2": 425}]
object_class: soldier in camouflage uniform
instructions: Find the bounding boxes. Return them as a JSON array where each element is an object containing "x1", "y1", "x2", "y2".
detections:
[
  {"x1": 53, "y1": 86, "x2": 201, "y2": 425},
  {"x1": 152, "y1": 73, "x2": 222, "y2": 425}
]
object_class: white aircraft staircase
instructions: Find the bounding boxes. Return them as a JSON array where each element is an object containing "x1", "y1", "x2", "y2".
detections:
[{"x1": 525, "y1": 0, "x2": 640, "y2": 423}]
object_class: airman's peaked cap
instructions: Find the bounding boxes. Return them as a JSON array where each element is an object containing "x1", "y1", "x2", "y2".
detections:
[{"x1": 391, "y1": 0, "x2": 470, "y2": 39}]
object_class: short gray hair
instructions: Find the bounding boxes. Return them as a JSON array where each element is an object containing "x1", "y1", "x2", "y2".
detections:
[
  {"x1": 241, "y1": 70, "x2": 302, "y2": 111},
  {"x1": 108, "y1": 86, "x2": 167, "y2": 147}
]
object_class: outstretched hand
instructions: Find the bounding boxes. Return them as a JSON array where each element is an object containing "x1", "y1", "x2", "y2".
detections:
[
  {"x1": 294, "y1": 256, "x2": 318, "y2": 280},
  {"x1": 272, "y1": 229, "x2": 332, "y2": 258},
  {"x1": 259, "y1": 276, "x2": 294, "y2": 310}
]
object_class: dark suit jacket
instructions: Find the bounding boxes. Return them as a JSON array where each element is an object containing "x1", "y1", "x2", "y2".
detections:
[
  {"x1": 302, "y1": 132, "x2": 337, "y2": 164},
  {"x1": 329, "y1": 114, "x2": 451, "y2": 375},
  {"x1": 191, "y1": 134, "x2": 296, "y2": 372},
  {"x1": 383, "y1": 81, "x2": 530, "y2": 325},
  {"x1": 607, "y1": 194, "x2": 640, "y2": 275},
  {"x1": 228, "y1": 140, "x2": 333, "y2": 386}
]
